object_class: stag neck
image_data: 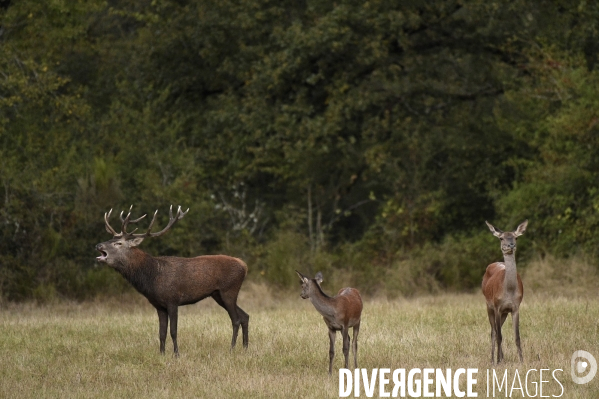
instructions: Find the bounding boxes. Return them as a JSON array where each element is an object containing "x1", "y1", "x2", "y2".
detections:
[
  {"x1": 308, "y1": 282, "x2": 336, "y2": 318},
  {"x1": 502, "y1": 252, "x2": 519, "y2": 292},
  {"x1": 113, "y1": 249, "x2": 158, "y2": 293},
  {"x1": 113, "y1": 246, "x2": 147, "y2": 267}
]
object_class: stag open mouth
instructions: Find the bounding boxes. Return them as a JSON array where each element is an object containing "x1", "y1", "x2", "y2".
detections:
[{"x1": 96, "y1": 250, "x2": 108, "y2": 262}]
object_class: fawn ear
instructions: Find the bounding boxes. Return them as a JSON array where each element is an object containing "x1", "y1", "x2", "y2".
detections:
[
  {"x1": 485, "y1": 221, "x2": 503, "y2": 238},
  {"x1": 315, "y1": 272, "x2": 323, "y2": 284},
  {"x1": 514, "y1": 220, "x2": 528, "y2": 237}
]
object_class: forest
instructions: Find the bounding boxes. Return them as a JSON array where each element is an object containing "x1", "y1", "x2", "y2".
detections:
[{"x1": 1, "y1": 0, "x2": 598, "y2": 301}]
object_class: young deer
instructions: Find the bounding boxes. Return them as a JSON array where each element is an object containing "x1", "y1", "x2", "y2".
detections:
[
  {"x1": 483, "y1": 220, "x2": 528, "y2": 364},
  {"x1": 296, "y1": 271, "x2": 363, "y2": 374},
  {"x1": 96, "y1": 205, "x2": 249, "y2": 355}
]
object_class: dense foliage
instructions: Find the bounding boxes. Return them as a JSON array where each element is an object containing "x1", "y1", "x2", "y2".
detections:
[{"x1": 1, "y1": 0, "x2": 598, "y2": 300}]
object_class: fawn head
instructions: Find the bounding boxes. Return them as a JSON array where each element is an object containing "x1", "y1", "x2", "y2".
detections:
[
  {"x1": 296, "y1": 270, "x2": 323, "y2": 299},
  {"x1": 96, "y1": 205, "x2": 188, "y2": 267},
  {"x1": 485, "y1": 220, "x2": 528, "y2": 255}
]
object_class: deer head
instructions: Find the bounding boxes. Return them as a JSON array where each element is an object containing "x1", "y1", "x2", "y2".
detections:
[
  {"x1": 96, "y1": 205, "x2": 189, "y2": 267},
  {"x1": 485, "y1": 220, "x2": 528, "y2": 255},
  {"x1": 296, "y1": 270, "x2": 323, "y2": 299}
]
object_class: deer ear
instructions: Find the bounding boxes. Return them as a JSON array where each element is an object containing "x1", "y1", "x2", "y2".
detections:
[
  {"x1": 514, "y1": 220, "x2": 528, "y2": 237},
  {"x1": 129, "y1": 237, "x2": 145, "y2": 247},
  {"x1": 315, "y1": 272, "x2": 323, "y2": 284},
  {"x1": 485, "y1": 221, "x2": 503, "y2": 238}
]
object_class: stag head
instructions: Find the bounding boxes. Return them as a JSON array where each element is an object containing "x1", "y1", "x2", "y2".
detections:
[{"x1": 96, "y1": 205, "x2": 189, "y2": 266}]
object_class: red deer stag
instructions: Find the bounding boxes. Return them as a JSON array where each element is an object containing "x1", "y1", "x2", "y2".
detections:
[
  {"x1": 296, "y1": 271, "x2": 363, "y2": 374},
  {"x1": 482, "y1": 220, "x2": 528, "y2": 364},
  {"x1": 96, "y1": 205, "x2": 249, "y2": 355}
]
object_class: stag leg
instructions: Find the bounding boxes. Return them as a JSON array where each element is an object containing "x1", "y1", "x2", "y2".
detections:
[
  {"x1": 342, "y1": 326, "x2": 350, "y2": 370},
  {"x1": 352, "y1": 322, "x2": 360, "y2": 369},
  {"x1": 495, "y1": 311, "x2": 504, "y2": 364},
  {"x1": 512, "y1": 310, "x2": 523, "y2": 362},
  {"x1": 156, "y1": 307, "x2": 168, "y2": 355},
  {"x1": 236, "y1": 305, "x2": 249, "y2": 348},
  {"x1": 168, "y1": 305, "x2": 179, "y2": 356},
  {"x1": 212, "y1": 291, "x2": 242, "y2": 349},
  {"x1": 487, "y1": 307, "x2": 496, "y2": 365},
  {"x1": 328, "y1": 328, "x2": 336, "y2": 375}
]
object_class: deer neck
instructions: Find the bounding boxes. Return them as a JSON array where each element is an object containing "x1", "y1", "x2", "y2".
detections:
[
  {"x1": 502, "y1": 252, "x2": 519, "y2": 293},
  {"x1": 114, "y1": 249, "x2": 159, "y2": 296},
  {"x1": 308, "y1": 284, "x2": 336, "y2": 319}
]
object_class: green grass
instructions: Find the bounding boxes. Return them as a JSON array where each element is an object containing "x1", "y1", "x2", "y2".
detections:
[{"x1": 1, "y1": 279, "x2": 598, "y2": 398}]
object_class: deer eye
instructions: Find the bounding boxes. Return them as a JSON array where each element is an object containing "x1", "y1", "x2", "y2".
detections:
[{"x1": 114, "y1": 242, "x2": 122, "y2": 247}]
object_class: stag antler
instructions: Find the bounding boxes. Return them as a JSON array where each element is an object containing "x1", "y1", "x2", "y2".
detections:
[
  {"x1": 132, "y1": 205, "x2": 189, "y2": 238},
  {"x1": 117, "y1": 205, "x2": 147, "y2": 235},
  {"x1": 104, "y1": 209, "x2": 120, "y2": 236},
  {"x1": 104, "y1": 205, "x2": 189, "y2": 238}
]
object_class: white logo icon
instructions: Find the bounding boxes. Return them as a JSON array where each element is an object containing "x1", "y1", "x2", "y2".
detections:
[{"x1": 571, "y1": 350, "x2": 597, "y2": 384}]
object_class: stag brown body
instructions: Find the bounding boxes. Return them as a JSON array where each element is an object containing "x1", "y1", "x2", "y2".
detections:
[
  {"x1": 482, "y1": 220, "x2": 528, "y2": 365},
  {"x1": 296, "y1": 271, "x2": 362, "y2": 375},
  {"x1": 96, "y1": 206, "x2": 249, "y2": 355}
]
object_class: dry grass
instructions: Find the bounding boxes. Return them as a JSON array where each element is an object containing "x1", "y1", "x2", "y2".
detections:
[{"x1": 1, "y1": 273, "x2": 598, "y2": 398}]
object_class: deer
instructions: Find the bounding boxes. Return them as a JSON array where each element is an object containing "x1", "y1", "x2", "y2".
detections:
[
  {"x1": 296, "y1": 271, "x2": 363, "y2": 375},
  {"x1": 482, "y1": 219, "x2": 528, "y2": 365},
  {"x1": 95, "y1": 205, "x2": 249, "y2": 356}
]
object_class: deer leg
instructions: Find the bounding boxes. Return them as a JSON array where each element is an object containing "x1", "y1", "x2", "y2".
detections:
[
  {"x1": 352, "y1": 322, "x2": 360, "y2": 369},
  {"x1": 342, "y1": 326, "x2": 350, "y2": 370},
  {"x1": 513, "y1": 310, "x2": 523, "y2": 362},
  {"x1": 495, "y1": 311, "x2": 504, "y2": 364},
  {"x1": 236, "y1": 305, "x2": 249, "y2": 348},
  {"x1": 168, "y1": 305, "x2": 179, "y2": 356},
  {"x1": 328, "y1": 328, "x2": 336, "y2": 375},
  {"x1": 487, "y1": 307, "x2": 496, "y2": 365},
  {"x1": 157, "y1": 307, "x2": 168, "y2": 355},
  {"x1": 212, "y1": 291, "x2": 241, "y2": 349}
]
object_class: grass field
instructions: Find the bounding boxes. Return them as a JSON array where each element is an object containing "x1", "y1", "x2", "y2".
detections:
[{"x1": 1, "y1": 266, "x2": 598, "y2": 398}]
